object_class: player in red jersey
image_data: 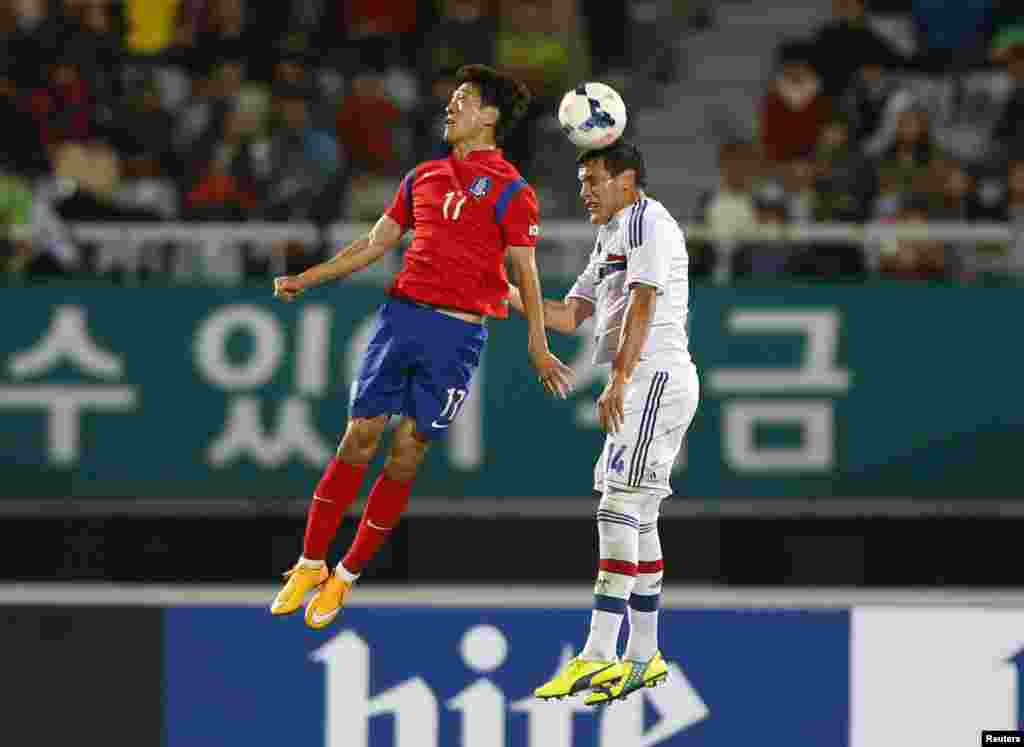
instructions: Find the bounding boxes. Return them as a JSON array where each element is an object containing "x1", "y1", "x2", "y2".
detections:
[{"x1": 269, "y1": 64, "x2": 573, "y2": 628}]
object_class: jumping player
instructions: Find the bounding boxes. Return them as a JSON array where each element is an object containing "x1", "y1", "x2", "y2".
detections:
[
  {"x1": 508, "y1": 142, "x2": 699, "y2": 704},
  {"x1": 270, "y1": 64, "x2": 573, "y2": 629}
]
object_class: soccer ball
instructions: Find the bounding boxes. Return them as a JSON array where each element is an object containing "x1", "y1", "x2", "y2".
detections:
[{"x1": 557, "y1": 82, "x2": 627, "y2": 150}]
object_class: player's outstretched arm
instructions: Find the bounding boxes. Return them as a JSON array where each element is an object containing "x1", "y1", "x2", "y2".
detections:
[
  {"x1": 507, "y1": 245, "x2": 575, "y2": 398},
  {"x1": 506, "y1": 283, "x2": 593, "y2": 334},
  {"x1": 273, "y1": 215, "x2": 404, "y2": 301}
]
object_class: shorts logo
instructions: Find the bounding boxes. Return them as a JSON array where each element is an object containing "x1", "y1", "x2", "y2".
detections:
[
  {"x1": 468, "y1": 176, "x2": 491, "y2": 198},
  {"x1": 529, "y1": 224, "x2": 540, "y2": 237}
]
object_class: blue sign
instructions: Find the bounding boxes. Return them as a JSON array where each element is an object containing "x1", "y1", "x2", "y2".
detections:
[{"x1": 164, "y1": 606, "x2": 848, "y2": 746}]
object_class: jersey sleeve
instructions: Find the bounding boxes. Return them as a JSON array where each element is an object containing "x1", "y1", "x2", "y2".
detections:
[
  {"x1": 384, "y1": 168, "x2": 416, "y2": 230},
  {"x1": 565, "y1": 249, "x2": 600, "y2": 304},
  {"x1": 497, "y1": 180, "x2": 540, "y2": 248},
  {"x1": 625, "y1": 209, "x2": 673, "y2": 295}
]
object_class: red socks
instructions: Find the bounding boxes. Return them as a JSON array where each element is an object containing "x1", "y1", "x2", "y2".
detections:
[
  {"x1": 341, "y1": 475, "x2": 412, "y2": 575},
  {"x1": 301, "y1": 458, "x2": 368, "y2": 561},
  {"x1": 301, "y1": 459, "x2": 413, "y2": 575}
]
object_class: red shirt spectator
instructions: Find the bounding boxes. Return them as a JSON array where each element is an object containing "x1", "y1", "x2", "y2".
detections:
[
  {"x1": 760, "y1": 41, "x2": 831, "y2": 162},
  {"x1": 341, "y1": 0, "x2": 417, "y2": 36},
  {"x1": 29, "y1": 62, "x2": 94, "y2": 147},
  {"x1": 335, "y1": 72, "x2": 403, "y2": 174}
]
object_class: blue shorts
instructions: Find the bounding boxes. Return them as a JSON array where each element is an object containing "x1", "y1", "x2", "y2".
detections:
[{"x1": 350, "y1": 298, "x2": 488, "y2": 440}]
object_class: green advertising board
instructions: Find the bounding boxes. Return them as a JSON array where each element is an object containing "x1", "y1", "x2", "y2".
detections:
[{"x1": 1, "y1": 283, "x2": 1020, "y2": 515}]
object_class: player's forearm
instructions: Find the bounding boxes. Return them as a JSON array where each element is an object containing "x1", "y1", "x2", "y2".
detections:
[
  {"x1": 507, "y1": 284, "x2": 576, "y2": 334},
  {"x1": 298, "y1": 237, "x2": 373, "y2": 287},
  {"x1": 297, "y1": 217, "x2": 400, "y2": 288},
  {"x1": 612, "y1": 289, "x2": 657, "y2": 381},
  {"x1": 510, "y1": 256, "x2": 551, "y2": 353}
]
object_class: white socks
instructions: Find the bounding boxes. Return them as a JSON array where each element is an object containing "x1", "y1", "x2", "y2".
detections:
[
  {"x1": 581, "y1": 495, "x2": 641, "y2": 661},
  {"x1": 624, "y1": 508, "x2": 664, "y2": 661},
  {"x1": 334, "y1": 562, "x2": 359, "y2": 583},
  {"x1": 297, "y1": 556, "x2": 359, "y2": 585}
]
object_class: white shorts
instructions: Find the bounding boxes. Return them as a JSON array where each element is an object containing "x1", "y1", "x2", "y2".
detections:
[{"x1": 593, "y1": 358, "x2": 699, "y2": 500}]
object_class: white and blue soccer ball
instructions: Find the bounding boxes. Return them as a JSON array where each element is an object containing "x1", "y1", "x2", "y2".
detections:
[{"x1": 557, "y1": 82, "x2": 627, "y2": 150}]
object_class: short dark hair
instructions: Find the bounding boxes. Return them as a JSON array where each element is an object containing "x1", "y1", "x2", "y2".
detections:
[
  {"x1": 455, "y1": 64, "x2": 531, "y2": 143},
  {"x1": 576, "y1": 141, "x2": 647, "y2": 188}
]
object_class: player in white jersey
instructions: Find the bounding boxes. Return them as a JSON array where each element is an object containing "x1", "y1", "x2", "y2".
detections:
[{"x1": 507, "y1": 142, "x2": 699, "y2": 705}]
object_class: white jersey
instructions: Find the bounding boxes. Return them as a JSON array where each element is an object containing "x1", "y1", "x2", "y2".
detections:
[{"x1": 566, "y1": 196, "x2": 691, "y2": 366}]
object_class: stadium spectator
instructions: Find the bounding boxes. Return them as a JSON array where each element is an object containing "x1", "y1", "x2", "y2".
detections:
[
  {"x1": 0, "y1": 67, "x2": 49, "y2": 177},
  {"x1": 174, "y1": 56, "x2": 247, "y2": 177},
  {"x1": 413, "y1": 70, "x2": 458, "y2": 162},
  {"x1": 333, "y1": 0, "x2": 419, "y2": 70},
  {"x1": 808, "y1": 0, "x2": 905, "y2": 99},
  {"x1": 51, "y1": 138, "x2": 165, "y2": 221},
  {"x1": 0, "y1": 164, "x2": 77, "y2": 277},
  {"x1": 113, "y1": 79, "x2": 176, "y2": 177},
  {"x1": 783, "y1": 153, "x2": 819, "y2": 224},
  {"x1": 871, "y1": 104, "x2": 945, "y2": 216},
  {"x1": 0, "y1": 167, "x2": 35, "y2": 271},
  {"x1": 184, "y1": 147, "x2": 256, "y2": 221},
  {"x1": 731, "y1": 183, "x2": 797, "y2": 278},
  {"x1": 258, "y1": 84, "x2": 340, "y2": 221},
  {"x1": 696, "y1": 141, "x2": 759, "y2": 236},
  {"x1": 910, "y1": 0, "x2": 995, "y2": 72},
  {"x1": 335, "y1": 69, "x2": 404, "y2": 177},
  {"x1": 760, "y1": 40, "x2": 831, "y2": 164},
  {"x1": 927, "y1": 158, "x2": 980, "y2": 221},
  {"x1": 418, "y1": 0, "x2": 497, "y2": 85},
  {"x1": 494, "y1": 0, "x2": 577, "y2": 102},
  {"x1": 814, "y1": 119, "x2": 873, "y2": 221},
  {"x1": 192, "y1": 0, "x2": 249, "y2": 67},
  {"x1": 877, "y1": 194, "x2": 953, "y2": 281},
  {"x1": 29, "y1": 57, "x2": 96, "y2": 150},
  {"x1": 992, "y1": 0, "x2": 1024, "y2": 34},
  {"x1": 998, "y1": 159, "x2": 1024, "y2": 273},
  {"x1": 991, "y1": 26, "x2": 1024, "y2": 158},
  {"x1": 841, "y1": 59, "x2": 907, "y2": 150},
  {"x1": 125, "y1": 0, "x2": 182, "y2": 56},
  {"x1": 580, "y1": 0, "x2": 630, "y2": 77}
]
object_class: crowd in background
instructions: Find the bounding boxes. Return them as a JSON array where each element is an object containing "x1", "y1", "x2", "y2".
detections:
[
  {"x1": 2, "y1": 0, "x2": 1023, "y2": 284},
  {"x1": 1, "y1": 0, "x2": 690, "y2": 280},
  {"x1": 696, "y1": 0, "x2": 1024, "y2": 282}
]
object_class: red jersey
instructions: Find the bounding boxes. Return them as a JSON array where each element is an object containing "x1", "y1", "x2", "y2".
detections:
[{"x1": 384, "y1": 149, "x2": 540, "y2": 318}]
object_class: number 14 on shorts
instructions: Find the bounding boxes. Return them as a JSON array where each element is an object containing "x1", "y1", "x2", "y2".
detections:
[{"x1": 607, "y1": 444, "x2": 626, "y2": 475}]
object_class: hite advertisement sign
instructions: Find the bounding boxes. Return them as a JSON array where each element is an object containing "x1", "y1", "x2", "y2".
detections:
[{"x1": 164, "y1": 607, "x2": 849, "y2": 746}]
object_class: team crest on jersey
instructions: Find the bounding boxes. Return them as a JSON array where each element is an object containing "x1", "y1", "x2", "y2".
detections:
[
  {"x1": 598, "y1": 253, "x2": 627, "y2": 280},
  {"x1": 468, "y1": 176, "x2": 492, "y2": 198}
]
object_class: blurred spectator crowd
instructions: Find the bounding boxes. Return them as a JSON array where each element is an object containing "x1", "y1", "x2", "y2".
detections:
[
  {"x1": 0, "y1": 0, "x2": 686, "y2": 281},
  {"x1": 5, "y1": 0, "x2": 1019, "y2": 286},
  {"x1": 696, "y1": 0, "x2": 1024, "y2": 283}
]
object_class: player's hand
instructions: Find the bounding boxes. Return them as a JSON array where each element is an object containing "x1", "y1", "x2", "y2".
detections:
[
  {"x1": 597, "y1": 372, "x2": 628, "y2": 434},
  {"x1": 273, "y1": 275, "x2": 306, "y2": 302},
  {"x1": 530, "y1": 349, "x2": 574, "y2": 399}
]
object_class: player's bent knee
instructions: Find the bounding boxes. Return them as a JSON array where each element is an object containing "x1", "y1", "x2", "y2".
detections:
[{"x1": 338, "y1": 416, "x2": 387, "y2": 463}]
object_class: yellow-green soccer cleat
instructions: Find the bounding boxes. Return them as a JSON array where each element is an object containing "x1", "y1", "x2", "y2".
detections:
[
  {"x1": 584, "y1": 651, "x2": 669, "y2": 706},
  {"x1": 270, "y1": 563, "x2": 329, "y2": 616},
  {"x1": 304, "y1": 572, "x2": 353, "y2": 630},
  {"x1": 534, "y1": 656, "x2": 624, "y2": 700}
]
